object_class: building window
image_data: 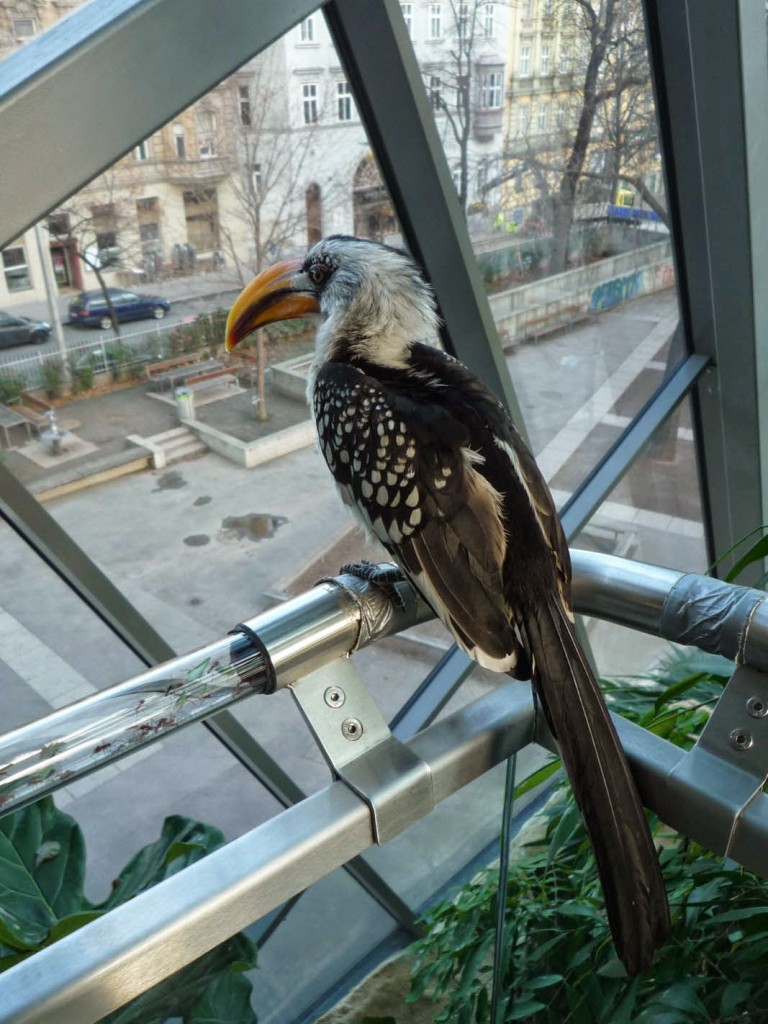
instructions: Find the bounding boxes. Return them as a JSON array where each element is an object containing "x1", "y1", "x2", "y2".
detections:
[
  {"x1": 239, "y1": 85, "x2": 252, "y2": 126},
  {"x1": 518, "y1": 104, "x2": 528, "y2": 136},
  {"x1": 400, "y1": 3, "x2": 413, "y2": 36},
  {"x1": 2, "y1": 244, "x2": 31, "y2": 292},
  {"x1": 525, "y1": 0, "x2": 533, "y2": 16},
  {"x1": 137, "y1": 197, "x2": 160, "y2": 248},
  {"x1": 429, "y1": 3, "x2": 442, "y2": 39},
  {"x1": 483, "y1": 3, "x2": 495, "y2": 36},
  {"x1": 134, "y1": 139, "x2": 150, "y2": 161},
  {"x1": 251, "y1": 162, "x2": 262, "y2": 193},
  {"x1": 557, "y1": 101, "x2": 567, "y2": 128},
  {"x1": 183, "y1": 188, "x2": 219, "y2": 252},
  {"x1": 543, "y1": 0, "x2": 553, "y2": 16},
  {"x1": 197, "y1": 110, "x2": 217, "y2": 158},
  {"x1": 481, "y1": 72, "x2": 503, "y2": 109},
  {"x1": 541, "y1": 43, "x2": 551, "y2": 76},
  {"x1": 337, "y1": 81, "x2": 353, "y2": 121},
  {"x1": 303, "y1": 83, "x2": 319, "y2": 124},
  {"x1": 429, "y1": 74, "x2": 442, "y2": 110},
  {"x1": 520, "y1": 44, "x2": 530, "y2": 77},
  {"x1": 299, "y1": 16, "x2": 315, "y2": 43},
  {"x1": 537, "y1": 102, "x2": 549, "y2": 132},
  {"x1": 173, "y1": 123, "x2": 186, "y2": 159},
  {"x1": 12, "y1": 19, "x2": 35, "y2": 42},
  {"x1": 560, "y1": 44, "x2": 570, "y2": 74}
]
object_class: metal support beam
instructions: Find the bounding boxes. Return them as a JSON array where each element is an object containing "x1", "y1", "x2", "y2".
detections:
[
  {"x1": 0, "y1": 682, "x2": 537, "y2": 1024},
  {"x1": 643, "y1": 0, "x2": 768, "y2": 572},
  {"x1": 324, "y1": 0, "x2": 527, "y2": 431},
  {"x1": 0, "y1": 0, "x2": 320, "y2": 246}
]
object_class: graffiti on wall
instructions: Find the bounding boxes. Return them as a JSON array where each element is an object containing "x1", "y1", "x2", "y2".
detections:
[{"x1": 589, "y1": 270, "x2": 643, "y2": 312}]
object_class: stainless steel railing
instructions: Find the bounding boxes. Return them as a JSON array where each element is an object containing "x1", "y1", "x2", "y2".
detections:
[{"x1": 2, "y1": 551, "x2": 768, "y2": 1024}]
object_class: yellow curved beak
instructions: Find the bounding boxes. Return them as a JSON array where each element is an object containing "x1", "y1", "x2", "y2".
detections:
[{"x1": 225, "y1": 258, "x2": 320, "y2": 350}]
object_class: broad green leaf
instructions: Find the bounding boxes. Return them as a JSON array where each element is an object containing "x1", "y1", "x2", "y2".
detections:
[
  {"x1": 513, "y1": 759, "x2": 563, "y2": 799},
  {"x1": 525, "y1": 973, "x2": 563, "y2": 989},
  {"x1": 611, "y1": 977, "x2": 639, "y2": 1024},
  {"x1": 719, "y1": 981, "x2": 752, "y2": 1018},
  {"x1": 47, "y1": 910, "x2": 103, "y2": 942},
  {"x1": 546, "y1": 799, "x2": 583, "y2": 863},
  {"x1": 186, "y1": 970, "x2": 257, "y2": 1024},
  {"x1": 725, "y1": 532, "x2": 768, "y2": 583},
  {"x1": 653, "y1": 982, "x2": 708, "y2": 1018},
  {"x1": 707, "y1": 906, "x2": 768, "y2": 925},
  {"x1": 507, "y1": 998, "x2": 547, "y2": 1020},
  {"x1": 100, "y1": 933, "x2": 256, "y2": 1024},
  {"x1": 707, "y1": 523, "x2": 767, "y2": 578},
  {"x1": 0, "y1": 830, "x2": 56, "y2": 950},
  {"x1": 0, "y1": 797, "x2": 87, "y2": 918},
  {"x1": 99, "y1": 816, "x2": 225, "y2": 910}
]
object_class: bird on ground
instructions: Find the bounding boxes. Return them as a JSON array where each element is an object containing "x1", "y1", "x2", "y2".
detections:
[{"x1": 225, "y1": 235, "x2": 670, "y2": 975}]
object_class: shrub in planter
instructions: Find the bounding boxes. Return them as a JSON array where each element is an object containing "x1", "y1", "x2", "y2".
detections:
[
  {"x1": 40, "y1": 358, "x2": 65, "y2": 399},
  {"x1": 407, "y1": 649, "x2": 768, "y2": 1023},
  {"x1": 0, "y1": 798, "x2": 258, "y2": 1022},
  {"x1": 0, "y1": 372, "x2": 26, "y2": 405}
]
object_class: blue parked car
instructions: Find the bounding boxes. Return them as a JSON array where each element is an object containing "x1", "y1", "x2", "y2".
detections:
[{"x1": 68, "y1": 288, "x2": 170, "y2": 330}]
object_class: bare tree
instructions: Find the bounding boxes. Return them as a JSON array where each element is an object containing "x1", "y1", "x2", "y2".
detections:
[
  {"x1": 427, "y1": 0, "x2": 505, "y2": 215},
  {"x1": 216, "y1": 52, "x2": 346, "y2": 418},
  {"x1": 493, "y1": 0, "x2": 662, "y2": 272},
  {"x1": 46, "y1": 172, "x2": 145, "y2": 335}
]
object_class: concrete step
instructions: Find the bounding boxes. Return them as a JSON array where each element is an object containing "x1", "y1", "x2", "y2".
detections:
[
  {"x1": 138, "y1": 425, "x2": 208, "y2": 465},
  {"x1": 149, "y1": 426, "x2": 192, "y2": 445},
  {"x1": 165, "y1": 438, "x2": 207, "y2": 463}
]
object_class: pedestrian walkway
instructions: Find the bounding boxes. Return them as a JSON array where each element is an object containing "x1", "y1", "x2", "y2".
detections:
[{"x1": 0, "y1": 604, "x2": 96, "y2": 709}]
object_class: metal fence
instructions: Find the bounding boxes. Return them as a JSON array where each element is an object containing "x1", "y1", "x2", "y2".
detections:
[{"x1": 0, "y1": 321, "x2": 180, "y2": 391}]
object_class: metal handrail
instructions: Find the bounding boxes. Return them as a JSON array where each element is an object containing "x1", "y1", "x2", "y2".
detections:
[{"x1": 3, "y1": 551, "x2": 768, "y2": 1024}]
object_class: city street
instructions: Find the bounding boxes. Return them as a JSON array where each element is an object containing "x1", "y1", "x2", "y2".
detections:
[{"x1": 1, "y1": 267, "x2": 244, "y2": 361}]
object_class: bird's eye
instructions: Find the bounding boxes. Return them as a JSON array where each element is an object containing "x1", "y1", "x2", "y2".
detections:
[{"x1": 308, "y1": 263, "x2": 330, "y2": 287}]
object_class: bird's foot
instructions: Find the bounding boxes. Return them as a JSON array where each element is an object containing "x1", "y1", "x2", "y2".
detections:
[{"x1": 339, "y1": 560, "x2": 407, "y2": 610}]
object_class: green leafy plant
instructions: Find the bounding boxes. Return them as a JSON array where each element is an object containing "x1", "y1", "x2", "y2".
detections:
[
  {"x1": 407, "y1": 649, "x2": 768, "y2": 1023},
  {"x1": 0, "y1": 372, "x2": 26, "y2": 405},
  {"x1": 106, "y1": 342, "x2": 132, "y2": 382},
  {"x1": 66, "y1": 354, "x2": 94, "y2": 394},
  {"x1": 40, "y1": 357, "x2": 65, "y2": 399},
  {"x1": 0, "y1": 798, "x2": 258, "y2": 1022},
  {"x1": 709, "y1": 524, "x2": 768, "y2": 587}
]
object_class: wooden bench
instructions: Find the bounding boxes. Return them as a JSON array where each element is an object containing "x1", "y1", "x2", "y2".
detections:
[
  {"x1": 185, "y1": 367, "x2": 239, "y2": 395},
  {"x1": 16, "y1": 391, "x2": 52, "y2": 432},
  {"x1": 145, "y1": 353, "x2": 200, "y2": 382}
]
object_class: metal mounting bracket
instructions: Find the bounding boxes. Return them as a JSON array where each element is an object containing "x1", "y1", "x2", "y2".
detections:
[
  {"x1": 667, "y1": 663, "x2": 768, "y2": 857},
  {"x1": 289, "y1": 659, "x2": 434, "y2": 844}
]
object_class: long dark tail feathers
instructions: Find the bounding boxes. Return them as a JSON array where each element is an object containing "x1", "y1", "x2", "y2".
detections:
[{"x1": 522, "y1": 597, "x2": 670, "y2": 976}]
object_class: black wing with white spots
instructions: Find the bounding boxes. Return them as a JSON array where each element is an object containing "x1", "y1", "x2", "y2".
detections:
[{"x1": 313, "y1": 352, "x2": 529, "y2": 673}]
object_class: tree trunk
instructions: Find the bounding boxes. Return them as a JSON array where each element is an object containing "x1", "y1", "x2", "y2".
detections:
[{"x1": 256, "y1": 332, "x2": 268, "y2": 421}]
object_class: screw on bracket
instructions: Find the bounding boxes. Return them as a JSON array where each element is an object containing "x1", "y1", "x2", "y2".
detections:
[
  {"x1": 730, "y1": 728, "x2": 754, "y2": 751},
  {"x1": 747, "y1": 696, "x2": 768, "y2": 719},
  {"x1": 324, "y1": 686, "x2": 346, "y2": 708},
  {"x1": 341, "y1": 717, "x2": 364, "y2": 741}
]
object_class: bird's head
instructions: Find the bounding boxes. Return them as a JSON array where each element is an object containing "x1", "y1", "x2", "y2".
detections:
[{"x1": 225, "y1": 236, "x2": 439, "y2": 368}]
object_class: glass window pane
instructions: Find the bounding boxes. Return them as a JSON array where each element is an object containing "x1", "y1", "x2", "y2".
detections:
[
  {"x1": 0, "y1": 3, "x2": 705, "y2": 1021},
  {"x1": 572, "y1": 395, "x2": 706, "y2": 577}
]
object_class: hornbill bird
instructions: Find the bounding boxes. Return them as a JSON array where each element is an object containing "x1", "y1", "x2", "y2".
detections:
[{"x1": 225, "y1": 235, "x2": 670, "y2": 974}]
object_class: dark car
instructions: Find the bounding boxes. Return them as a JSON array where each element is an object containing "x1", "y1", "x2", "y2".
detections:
[
  {"x1": 68, "y1": 288, "x2": 170, "y2": 330},
  {"x1": 0, "y1": 310, "x2": 51, "y2": 349}
]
